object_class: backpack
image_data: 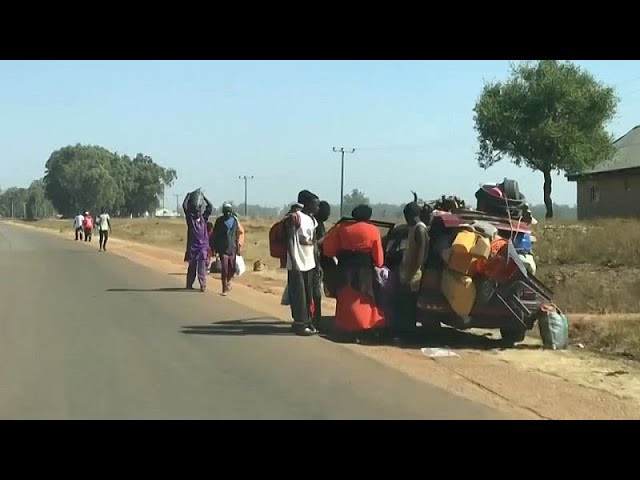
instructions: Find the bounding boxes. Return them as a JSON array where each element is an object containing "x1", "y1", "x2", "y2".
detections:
[
  {"x1": 83, "y1": 215, "x2": 94, "y2": 229},
  {"x1": 269, "y1": 218, "x2": 288, "y2": 262}
]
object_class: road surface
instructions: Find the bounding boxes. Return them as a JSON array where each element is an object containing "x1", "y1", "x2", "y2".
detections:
[{"x1": 0, "y1": 222, "x2": 503, "y2": 419}]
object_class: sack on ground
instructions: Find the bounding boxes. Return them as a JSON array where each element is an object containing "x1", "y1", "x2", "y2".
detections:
[
  {"x1": 538, "y1": 305, "x2": 569, "y2": 350},
  {"x1": 235, "y1": 255, "x2": 246, "y2": 277}
]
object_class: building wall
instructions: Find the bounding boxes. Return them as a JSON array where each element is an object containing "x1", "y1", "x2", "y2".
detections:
[{"x1": 576, "y1": 171, "x2": 640, "y2": 220}]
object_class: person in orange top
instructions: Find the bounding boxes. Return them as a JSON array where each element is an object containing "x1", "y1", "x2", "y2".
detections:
[{"x1": 322, "y1": 204, "x2": 386, "y2": 342}]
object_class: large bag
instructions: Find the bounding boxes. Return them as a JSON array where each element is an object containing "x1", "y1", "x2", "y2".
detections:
[
  {"x1": 235, "y1": 255, "x2": 246, "y2": 277},
  {"x1": 269, "y1": 218, "x2": 288, "y2": 262},
  {"x1": 186, "y1": 188, "x2": 205, "y2": 214},
  {"x1": 538, "y1": 304, "x2": 569, "y2": 350}
]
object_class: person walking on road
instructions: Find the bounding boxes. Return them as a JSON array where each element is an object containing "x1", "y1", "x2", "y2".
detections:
[
  {"x1": 211, "y1": 203, "x2": 245, "y2": 296},
  {"x1": 83, "y1": 211, "x2": 94, "y2": 243},
  {"x1": 183, "y1": 191, "x2": 213, "y2": 292},
  {"x1": 73, "y1": 212, "x2": 84, "y2": 241},
  {"x1": 286, "y1": 190, "x2": 321, "y2": 336},
  {"x1": 97, "y1": 207, "x2": 112, "y2": 252}
]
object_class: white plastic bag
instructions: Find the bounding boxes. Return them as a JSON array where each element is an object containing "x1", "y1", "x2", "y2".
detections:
[{"x1": 235, "y1": 255, "x2": 246, "y2": 277}]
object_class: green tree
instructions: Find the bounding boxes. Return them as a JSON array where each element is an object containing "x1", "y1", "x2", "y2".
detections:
[
  {"x1": 125, "y1": 154, "x2": 177, "y2": 215},
  {"x1": 473, "y1": 60, "x2": 618, "y2": 218},
  {"x1": 0, "y1": 187, "x2": 28, "y2": 217},
  {"x1": 44, "y1": 145, "x2": 177, "y2": 217},
  {"x1": 342, "y1": 188, "x2": 370, "y2": 216},
  {"x1": 26, "y1": 179, "x2": 54, "y2": 219},
  {"x1": 44, "y1": 144, "x2": 120, "y2": 217}
]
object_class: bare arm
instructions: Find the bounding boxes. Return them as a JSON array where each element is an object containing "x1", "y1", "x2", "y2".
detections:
[{"x1": 202, "y1": 194, "x2": 213, "y2": 220}]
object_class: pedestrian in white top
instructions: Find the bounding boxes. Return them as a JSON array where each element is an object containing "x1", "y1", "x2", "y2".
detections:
[
  {"x1": 286, "y1": 190, "x2": 321, "y2": 336},
  {"x1": 97, "y1": 207, "x2": 112, "y2": 252},
  {"x1": 73, "y1": 212, "x2": 84, "y2": 241}
]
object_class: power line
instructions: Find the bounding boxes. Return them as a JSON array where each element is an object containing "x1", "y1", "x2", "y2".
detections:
[
  {"x1": 332, "y1": 147, "x2": 356, "y2": 217},
  {"x1": 239, "y1": 175, "x2": 254, "y2": 217}
]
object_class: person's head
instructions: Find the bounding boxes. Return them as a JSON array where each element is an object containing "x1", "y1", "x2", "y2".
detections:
[
  {"x1": 403, "y1": 202, "x2": 421, "y2": 226},
  {"x1": 317, "y1": 201, "x2": 331, "y2": 223},
  {"x1": 222, "y1": 203, "x2": 233, "y2": 217},
  {"x1": 351, "y1": 204, "x2": 372, "y2": 222},
  {"x1": 298, "y1": 190, "x2": 320, "y2": 216},
  {"x1": 101, "y1": 207, "x2": 106, "y2": 214},
  {"x1": 84, "y1": 211, "x2": 89, "y2": 216}
]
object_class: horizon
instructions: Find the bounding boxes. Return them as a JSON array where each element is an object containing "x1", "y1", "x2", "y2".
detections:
[{"x1": 2, "y1": 60, "x2": 640, "y2": 208}]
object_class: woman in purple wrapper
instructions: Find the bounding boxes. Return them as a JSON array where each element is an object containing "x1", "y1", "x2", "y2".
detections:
[{"x1": 182, "y1": 191, "x2": 213, "y2": 292}]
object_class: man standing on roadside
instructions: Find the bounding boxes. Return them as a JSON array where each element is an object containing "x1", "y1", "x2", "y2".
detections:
[
  {"x1": 286, "y1": 190, "x2": 321, "y2": 336},
  {"x1": 97, "y1": 207, "x2": 112, "y2": 252},
  {"x1": 73, "y1": 211, "x2": 84, "y2": 241}
]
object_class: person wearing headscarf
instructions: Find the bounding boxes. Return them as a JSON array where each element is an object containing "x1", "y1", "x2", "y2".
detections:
[
  {"x1": 211, "y1": 203, "x2": 245, "y2": 295},
  {"x1": 285, "y1": 190, "x2": 321, "y2": 336},
  {"x1": 322, "y1": 204, "x2": 386, "y2": 342},
  {"x1": 183, "y1": 191, "x2": 213, "y2": 292}
]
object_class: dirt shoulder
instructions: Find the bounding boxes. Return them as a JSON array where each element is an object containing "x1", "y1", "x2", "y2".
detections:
[{"x1": 12, "y1": 221, "x2": 640, "y2": 420}]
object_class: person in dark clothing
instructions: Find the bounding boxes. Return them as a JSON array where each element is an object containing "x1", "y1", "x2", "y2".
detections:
[
  {"x1": 312, "y1": 200, "x2": 331, "y2": 328},
  {"x1": 211, "y1": 203, "x2": 244, "y2": 295},
  {"x1": 286, "y1": 190, "x2": 321, "y2": 336}
]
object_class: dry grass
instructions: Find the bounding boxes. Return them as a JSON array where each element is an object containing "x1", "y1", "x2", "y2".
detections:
[{"x1": 570, "y1": 317, "x2": 640, "y2": 361}]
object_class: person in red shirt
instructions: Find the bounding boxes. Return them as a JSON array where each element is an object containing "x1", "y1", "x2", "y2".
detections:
[
  {"x1": 322, "y1": 204, "x2": 386, "y2": 342},
  {"x1": 82, "y1": 211, "x2": 94, "y2": 243}
]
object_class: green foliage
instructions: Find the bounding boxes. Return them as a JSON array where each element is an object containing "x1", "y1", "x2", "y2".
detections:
[
  {"x1": 342, "y1": 188, "x2": 370, "y2": 215},
  {"x1": 44, "y1": 144, "x2": 177, "y2": 217},
  {"x1": 473, "y1": 60, "x2": 618, "y2": 218}
]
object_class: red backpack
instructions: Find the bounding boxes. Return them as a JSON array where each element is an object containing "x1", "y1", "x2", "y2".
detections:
[{"x1": 269, "y1": 218, "x2": 287, "y2": 262}]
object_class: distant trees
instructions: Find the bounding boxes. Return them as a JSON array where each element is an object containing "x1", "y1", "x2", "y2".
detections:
[
  {"x1": 44, "y1": 144, "x2": 176, "y2": 217},
  {"x1": 342, "y1": 189, "x2": 370, "y2": 215},
  {"x1": 474, "y1": 60, "x2": 618, "y2": 219}
]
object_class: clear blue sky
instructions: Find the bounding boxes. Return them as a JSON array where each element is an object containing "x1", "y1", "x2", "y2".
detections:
[{"x1": 2, "y1": 60, "x2": 640, "y2": 208}]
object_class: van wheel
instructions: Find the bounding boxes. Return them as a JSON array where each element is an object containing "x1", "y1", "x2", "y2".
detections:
[{"x1": 500, "y1": 327, "x2": 526, "y2": 346}]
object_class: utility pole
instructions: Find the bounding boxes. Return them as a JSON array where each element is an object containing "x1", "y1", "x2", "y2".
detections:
[
  {"x1": 162, "y1": 184, "x2": 166, "y2": 210},
  {"x1": 174, "y1": 194, "x2": 181, "y2": 217},
  {"x1": 23, "y1": 202, "x2": 26, "y2": 219},
  {"x1": 239, "y1": 175, "x2": 254, "y2": 217},
  {"x1": 10, "y1": 197, "x2": 14, "y2": 218},
  {"x1": 332, "y1": 147, "x2": 356, "y2": 218}
]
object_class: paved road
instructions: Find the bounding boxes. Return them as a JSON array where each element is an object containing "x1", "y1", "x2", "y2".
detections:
[{"x1": 0, "y1": 222, "x2": 503, "y2": 419}]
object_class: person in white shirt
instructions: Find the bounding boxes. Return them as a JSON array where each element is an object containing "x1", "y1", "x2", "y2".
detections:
[
  {"x1": 73, "y1": 212, "x2": 84, "y2": 241},
  {"x1": 97, "y1": 207, "x2": 112, "y2": 252},
  {"x1": 285, "y1": 190, "x2": 321, "y2": 336}
]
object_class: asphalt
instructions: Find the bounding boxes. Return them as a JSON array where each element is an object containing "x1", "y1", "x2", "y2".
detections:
[{"x1": 0, "y1": 222, "x2": 503, "y2": 419}]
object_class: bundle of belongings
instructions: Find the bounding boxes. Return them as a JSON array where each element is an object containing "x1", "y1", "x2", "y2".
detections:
[{"x1": 414, "y1": 178, "x2": 565, "y2": 347}]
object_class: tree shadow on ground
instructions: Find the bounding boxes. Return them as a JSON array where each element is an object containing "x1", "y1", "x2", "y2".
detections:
[{"x1": 181, "y1": 318, "x2": 293, "y2": 336}]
